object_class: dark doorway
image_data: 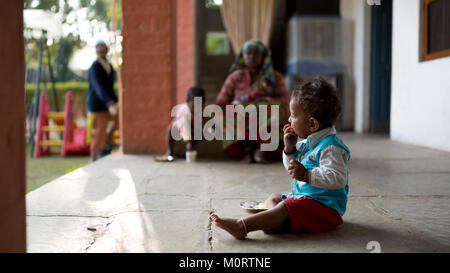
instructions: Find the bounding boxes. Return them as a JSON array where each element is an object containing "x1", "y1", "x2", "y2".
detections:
[
  {"x1": 194, "y1": 0, "x2": 235, "y2": 105},
  {"x1": 285, "y1": 0, "x2": 340, "y2": 17},
  {"x1": 369, "y1": 0, "x2": 393, "y2": 133}
]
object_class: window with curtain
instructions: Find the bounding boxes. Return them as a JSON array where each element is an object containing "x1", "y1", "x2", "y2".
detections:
[
  {"x1": 422, "y1": 0, "x2": 450, "y2": 61},
  {"x1": 219, "y1": 0, "x2": 275, "y2": 54}
]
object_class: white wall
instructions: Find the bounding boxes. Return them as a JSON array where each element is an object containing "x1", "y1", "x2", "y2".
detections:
[
  {"x1": 391, "y1": 0, "x2": 450, "y2": 152},
  {"x1": 341, "y1": 0, "x2": 372, "y2": 133},
  {"x1": 339, "y1": 3, "x2": 355, "y2": 131}
]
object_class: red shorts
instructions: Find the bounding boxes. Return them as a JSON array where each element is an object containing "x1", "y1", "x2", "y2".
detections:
[{"x1": 283, "y1": 196, "x2": 343, "y2": 232}]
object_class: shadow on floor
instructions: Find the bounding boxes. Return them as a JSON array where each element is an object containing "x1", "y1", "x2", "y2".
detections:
[{"x1": 228, "y1": 221, "x2": 448, "y2": 253}]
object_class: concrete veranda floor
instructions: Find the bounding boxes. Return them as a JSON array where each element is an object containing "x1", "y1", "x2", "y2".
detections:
[{"x1": 26, "y1": 133, "x2": 450, "y2": 253}]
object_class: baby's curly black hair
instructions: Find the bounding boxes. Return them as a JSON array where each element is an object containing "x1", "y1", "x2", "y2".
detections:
[
  {"x1": 291, "y1": 78, "x2": 342, "y2": 129},
  {"x1": 187, "y1": 86, "x2": 206, "y2": 102}
]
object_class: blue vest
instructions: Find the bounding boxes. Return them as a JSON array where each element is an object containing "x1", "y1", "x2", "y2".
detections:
[{"x1": 284, "y1": 134, "x2": 351, "y2": 216}]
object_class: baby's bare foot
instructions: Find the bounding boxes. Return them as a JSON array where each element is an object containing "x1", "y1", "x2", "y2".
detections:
[{"x1": 209, "y1": 214, "x2": 247, "y2": 240}]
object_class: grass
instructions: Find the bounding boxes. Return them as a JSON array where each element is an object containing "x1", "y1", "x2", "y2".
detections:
[{"x1": 26, "y1": 145, "x2": 90, "y2": 193}]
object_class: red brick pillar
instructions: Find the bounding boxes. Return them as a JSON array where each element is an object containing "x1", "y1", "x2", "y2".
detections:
[
  {"x1": 0, "y1": 2, "x2": 26, "y2": 252},
  {"x1": 176, "y1": 0, "x2": 195, "y2": 104},
  {"x1": 121, "y1": 0, "x2": 195, "y2": 153}
]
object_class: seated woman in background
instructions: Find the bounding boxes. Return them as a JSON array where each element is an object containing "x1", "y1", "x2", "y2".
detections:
[{"x1": 216, "y1": 39, "x2": 290, "y2": 163}]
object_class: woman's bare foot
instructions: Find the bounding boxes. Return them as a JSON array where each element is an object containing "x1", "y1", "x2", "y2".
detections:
[
  {"x1": 209, "y1": 214, "x2": 247, "y2": 240},
  {"x1": 240, "y1": 153, "x2": 253, "y2": 164},
  {"x1": 253, "y1": 149, "x2": 268, "y2": 164},
  {"x1": 239, "y1": 143, "x2": 254, "y2": 164}
]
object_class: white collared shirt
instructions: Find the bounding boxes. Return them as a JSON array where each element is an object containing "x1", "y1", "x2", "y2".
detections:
[{"x1": 283, "y1": 127, "x2": 349, "y2": 190}]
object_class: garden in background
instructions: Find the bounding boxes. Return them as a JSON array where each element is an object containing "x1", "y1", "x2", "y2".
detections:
[{"x1": 24, "y1": 0, "x2": 122, "y2": 193}]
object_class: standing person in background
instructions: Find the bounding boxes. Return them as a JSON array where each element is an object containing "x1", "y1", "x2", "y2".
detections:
[{"x1": 86, "y1": 40, "x2": 118, "y2": 162}]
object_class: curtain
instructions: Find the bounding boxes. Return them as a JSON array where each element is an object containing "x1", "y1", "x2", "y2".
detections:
[{"x1": 220, "y1": 0, "x2": 275, "y2": 54}]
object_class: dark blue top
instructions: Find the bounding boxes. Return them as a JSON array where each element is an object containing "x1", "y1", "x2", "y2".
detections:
[{"x1": 87, "y1": 60, "x2": 117, "y2": 112}]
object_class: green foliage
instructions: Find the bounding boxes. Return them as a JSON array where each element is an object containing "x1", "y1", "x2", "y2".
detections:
[
  {"x1": 26, "y1": 81, "x2": 88, "y2": 99},
  {"x1": 108, "y1": 0, "x2": 123, "y2": 30},
  {"x1": 24, "y1": 0, "x2": 60, "y2": 12},
  {"x1": 24, "y1": 0, "x2": 122, "y2": 82},
  {"x1": 206, "y1": 33, "x2": 230, "y2": 56},
  {"x1": 205, "y1": 0, "x2": 222, "y2": 9},
  {"x1": 26, "y1": 143, "x2": 90, "y2": 193},
  {"x1": 80, "y1": 0, "x2": 122, "y2": 30},
  {"x1": 65, "y1": 163, "x2": 88, "y2": 174},
  {"x1": 54, "y1": 37, "x2": 75, "y2": 81},
  {"x1": 25, "y1": 81, "x2": 118, "y2": 110}
]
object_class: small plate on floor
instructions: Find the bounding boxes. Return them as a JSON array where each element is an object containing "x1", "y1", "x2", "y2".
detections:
[
  {"x1": 154, "y1": 155, "x2": 175, "y2": 162},
  {"x1": 240, "y1": 200, "x2": 268, "y2": 213}
]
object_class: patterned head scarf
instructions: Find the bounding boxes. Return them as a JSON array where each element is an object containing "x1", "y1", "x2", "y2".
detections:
[{"x1": 230, "y1": 39, "x2": 275, "y2": 85}]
